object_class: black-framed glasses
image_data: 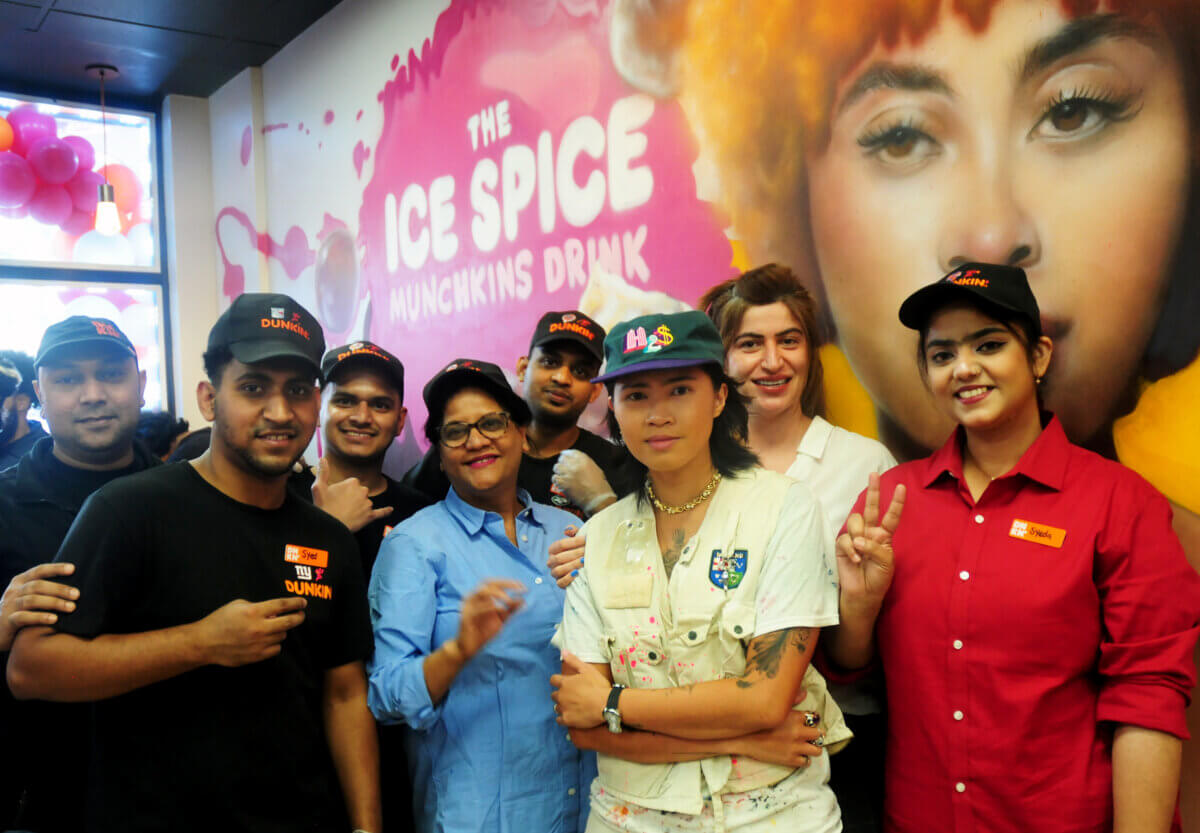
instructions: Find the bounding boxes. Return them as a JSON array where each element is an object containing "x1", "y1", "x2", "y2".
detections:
[{"x1": 438, "y1": 411, "x2": 511, "y2": 448}]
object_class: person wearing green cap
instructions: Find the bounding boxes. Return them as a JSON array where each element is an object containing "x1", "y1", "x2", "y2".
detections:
[{"x1": 551, "y1": 310, "x2": 846, "y2": 832}]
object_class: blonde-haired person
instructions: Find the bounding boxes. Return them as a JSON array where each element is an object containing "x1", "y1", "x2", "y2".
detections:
[{"x1": 700, "y1": 263, "x2": 894, "y2": 831}]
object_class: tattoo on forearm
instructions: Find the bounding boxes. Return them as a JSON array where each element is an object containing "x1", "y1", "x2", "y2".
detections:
[
  {"x1": 661, "y1": 528, "x2": 687, "y2": 578},
  {"x1": 736, "y1": 628, "x2": 812, "y2": 689}
]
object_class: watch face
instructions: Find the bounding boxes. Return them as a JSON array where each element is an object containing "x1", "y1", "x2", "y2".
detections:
[{"x1": 604, "y1": 710, "x2": 621, "y2": 733}]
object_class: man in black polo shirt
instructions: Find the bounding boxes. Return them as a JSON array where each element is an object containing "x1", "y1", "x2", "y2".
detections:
[
  {"x1": 9, "y1": 294, "x2": 381, "y2": 833},
  {"x1": 293, "y1": 341, "x2": 432, "y2": 578},
  {"x1": 403, "y1": 310, "x2": 628, "y2": 518},
  {"x1": 0, "y1": 316, "x2": 158, "y2": 832}
]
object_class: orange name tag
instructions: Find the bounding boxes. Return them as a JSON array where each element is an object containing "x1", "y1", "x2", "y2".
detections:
[
  {"x1": 284, "y1": 544, "x2": 329, "y2": 568},
  {"x1": 1008, "y1": 519, "x2": 1066, "y2": 548}
]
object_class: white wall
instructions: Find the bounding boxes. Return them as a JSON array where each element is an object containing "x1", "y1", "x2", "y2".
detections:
[{"x1": 161, "y1": 93, "x2": 218, "y2": 428}]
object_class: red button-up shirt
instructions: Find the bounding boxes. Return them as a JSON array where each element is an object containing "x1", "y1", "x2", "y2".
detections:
[{"x1": 849, "y1": 417, "x2": 1200, "y2": 833}]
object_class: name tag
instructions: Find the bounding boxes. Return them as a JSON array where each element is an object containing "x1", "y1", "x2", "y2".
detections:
[
  {"x1": 284, "y1": 544, "x2": 329, "y2": 568},
  {"x1": 1008, "y1": 519, "x2": 1066, "y2": 548}
]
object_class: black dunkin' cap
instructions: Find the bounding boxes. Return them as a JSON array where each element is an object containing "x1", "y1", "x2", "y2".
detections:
[
  {"x1": 529, "y1": 310, "x2": 605, "y2": 362},
  {"x1": 422, "y1": 358, "x2": 531, "y2": 429},
  {"x1": 322, "y1": 341, "x2": 405, "y2": 400},
  {"x1": 899, "y1": 263, "x2": 1040, "y2": 334},
  {"x1": 207, "y1": 293, "x2": 324, "y2": 378},
  {"x1": 35, "y1": 316, "x2": 137, "y2": 370}
]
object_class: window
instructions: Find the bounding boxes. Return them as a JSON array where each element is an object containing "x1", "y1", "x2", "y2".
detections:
[
  {"x1": 0, "y1": 278, "x2": 168, "y2": 410},
  {"x1": 0, "y1": 94, "x2": 158, "y2": 271}
]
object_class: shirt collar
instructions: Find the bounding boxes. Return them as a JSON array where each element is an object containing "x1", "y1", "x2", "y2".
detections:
[
  {"x1": 795, "y1": 415, "x2": 833, "y2": 462},
  {"x1": 444, "y1": 486, "x2": 542, "y2": 535},
  {"x1": 922, "y1": 413, "x2": 1069, "y2": 491}
]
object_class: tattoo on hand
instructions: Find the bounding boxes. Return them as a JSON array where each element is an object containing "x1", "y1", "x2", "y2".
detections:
[{"x1": 736, "y1": 628, "x2": 812, "y2": 689}]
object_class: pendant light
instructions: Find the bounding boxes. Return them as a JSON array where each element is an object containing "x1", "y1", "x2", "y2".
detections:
[{"x1": 86, "y1": 64, "x2": 121, "y2": 236}]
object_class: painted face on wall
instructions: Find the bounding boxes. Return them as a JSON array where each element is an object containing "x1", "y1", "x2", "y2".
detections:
[{"x1": 806, "y1": 2, "x2": 1192, "y2": 452}]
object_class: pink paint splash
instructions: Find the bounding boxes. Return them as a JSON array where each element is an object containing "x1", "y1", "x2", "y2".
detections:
[
  {"x1": 240, "y1": 126, "x2": 252, "y2": 166},
  {"x1": 318, "y1": 212, "x2": 349, "y2": 241},
  {"x1": 298, "y1": 122, "x2": 304, "y2": 131},
  {"x1": 352, "y1": 141, "x2": 370, "y2": 178},
  {"x1": 356, "y1": 109, "x2": 364, "y2": 121},
  {"x1": 390, "y1": 54, "x2": 399, "y2": 70},
  {"x1": 262, "y1": 123, "x2": 288, "y2": 134},
  {"x1": 324, "y1": 110, "x2": 335, "y2": 125},
  {"x1": 215, "y1": 206, "x2": 317, "y2": 299}
]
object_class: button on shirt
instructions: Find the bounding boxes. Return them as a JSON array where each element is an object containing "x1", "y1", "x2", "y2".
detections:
[
  {"x1": 851, "y1": 417, "x2": 1200, "y2": 833},
  {"x1": 368, "y1": 488, "x2": 594, "y2": 833}
]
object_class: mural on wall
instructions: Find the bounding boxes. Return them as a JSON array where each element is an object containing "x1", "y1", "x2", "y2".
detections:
[{"x1": 214, "y1": 0, "x2": 1200, "y2": 536}]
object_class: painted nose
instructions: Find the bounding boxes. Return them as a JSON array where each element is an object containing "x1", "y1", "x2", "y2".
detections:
[{"x1": 939, "y1": 158, "x2": 1041, "y2": 273}]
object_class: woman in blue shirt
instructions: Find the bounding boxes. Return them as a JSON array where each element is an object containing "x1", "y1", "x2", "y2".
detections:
[{"x1": 368, "y1": 358, "x2": 594, "y2": 833}]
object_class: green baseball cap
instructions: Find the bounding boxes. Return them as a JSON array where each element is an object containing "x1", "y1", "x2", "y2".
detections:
[{"x1": 594, "y1": 310, "x2": 724, "y2": 383}]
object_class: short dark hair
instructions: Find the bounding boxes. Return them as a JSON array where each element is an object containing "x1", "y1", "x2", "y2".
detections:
[
  {"x1": 203, "y1": 345, "x2": 235, "y2": 386},
  {"x1": 0, "y1": 350, "x2": 38, "y2": 406},
  {"x1": 604, "y1": 364, "x2": 758, "y2": 503},
  {"x1": 136, "y1": 410, "x2": 190, "y2": 457},
  {"x1": 424, "y1": 384, "x2": 533, "y2": 446}
]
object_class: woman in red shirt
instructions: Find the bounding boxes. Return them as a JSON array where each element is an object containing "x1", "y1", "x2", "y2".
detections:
[{"x1": 827, "y1": 262, "x2": 1200, "y2": 833}]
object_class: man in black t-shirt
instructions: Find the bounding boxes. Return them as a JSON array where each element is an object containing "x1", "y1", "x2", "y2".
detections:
[
  {"x1": 8, "y1": 294, "x2": 381, "y2": 833},
  {"x1": 0, "y1": 315, "x2": 157, "y2": 832},
  {"x1": 292, "y1": 341, "x2": 431, "y2": 578},
  {"x1": 403, "y1": 310, "x2": 630, "y2": 518}
]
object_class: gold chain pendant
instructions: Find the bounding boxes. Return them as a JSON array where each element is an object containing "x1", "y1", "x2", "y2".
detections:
[{"x1": 646, "y1": 471, "x2": 722, "y2": 515}]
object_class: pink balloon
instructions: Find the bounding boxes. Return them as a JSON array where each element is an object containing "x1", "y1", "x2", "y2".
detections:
[
  {"x1": 27, "y1": 137, "x2": 79, "y2": 185},
  {"x1": 66, "y1": 169, "x2": 103, "y2": 214},
  {"x1": 28, "y1": 183, "x2": 72, "y2": 226},
  {"x1": 6, "y1": 105, "x2": 57, "y2": 157},
  {"x1": 60, "y1": 209, "x2": 93, "y2": 236},
  {"x1": 0, "y1": 151, "x2": 36, "y2": 208},
  {"x1": 62, "y1": 135, "x2": 95, "y2": 172}
]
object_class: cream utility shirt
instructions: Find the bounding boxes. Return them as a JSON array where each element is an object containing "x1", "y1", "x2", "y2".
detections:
[{"x1": 559, "y1": 468, "x2": 849, "y2": 817}]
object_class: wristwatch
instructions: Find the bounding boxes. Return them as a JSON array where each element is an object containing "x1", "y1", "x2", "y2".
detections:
[{"x1": 603, "y1": 684, "x2": 627, "y2": 733}]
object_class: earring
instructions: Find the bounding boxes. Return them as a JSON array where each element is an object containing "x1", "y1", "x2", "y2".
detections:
[{"x1": 1035, "y1": 376, "x2": 1043, "y2": 385}]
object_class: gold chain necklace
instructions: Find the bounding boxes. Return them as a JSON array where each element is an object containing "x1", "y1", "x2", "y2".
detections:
[{"x1": 646, "y1": 470, "x2": 722, "y2": 515}]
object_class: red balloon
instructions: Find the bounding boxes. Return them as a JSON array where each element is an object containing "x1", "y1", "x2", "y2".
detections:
[
  {"x1": 98, "y1": 164, "x2": 141, "y2": 216},
  {"x1": 62, "y1": 136, "x2": 95, "y2": 172},
  {"x1": 27, "y1": 137, "x2": 79, "y2": 185},
  {"x1": 0, "y1": 117, "x2": 12, "y2": 153},
  {"x1": 66, "y1": 169, "x2": 104, "y2": 214},
  {"x1": 60, "y1": 209, "x2": 94, "y2": 236},
  {"x1": 28, "y1": 183, "x2": 72, "y2": 226},
  {"x1": 0, "y1": 151, "x2": 36, "y2": 208},
  {"x1": 7, "y1": 105, "x2": 57, "y2": 157}
]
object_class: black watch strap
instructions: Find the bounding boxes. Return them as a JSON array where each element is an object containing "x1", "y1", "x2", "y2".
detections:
[{"x1": 606, "y1": 683, "x2": 626, "y2": 713}]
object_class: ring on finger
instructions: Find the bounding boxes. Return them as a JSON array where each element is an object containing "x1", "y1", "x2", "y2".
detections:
[{"x1": 813, "y1": 734, "x2": 825, "y2": 748}]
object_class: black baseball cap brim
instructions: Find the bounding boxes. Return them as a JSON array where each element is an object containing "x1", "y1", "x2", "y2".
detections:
[
  {"x1": 898, "y1": 263, "x2": 1039, "y2": 332},
  {"x1": 36, "y1": 337, "x2": 137, "y2": 367},
  {"x1": 229, "y1": 338, "x2": 321, "y2": 377}
]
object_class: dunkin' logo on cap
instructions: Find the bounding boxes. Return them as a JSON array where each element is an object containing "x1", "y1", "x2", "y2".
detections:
[
  {"x1": 947, "y1": 269, "x2": 988, "y2": 288},
  {"x1": 91, "y1": 320, "x2": 122, "y2": 338},
  {"x1": 284, "y1": 544, "x2": 329, "y2": 568},
  {"x1": 337, "y1": 343, "x2": 388, "y2": 362},
  {"x1": 623, "y1": 324, "x2": 674, "y2": 354},
  {"x1": 261, "y1": 315, "x2": 310, "y2": 340},
  {"x1": 549, "y1": 319, "x2": 595, "y2": 340}
]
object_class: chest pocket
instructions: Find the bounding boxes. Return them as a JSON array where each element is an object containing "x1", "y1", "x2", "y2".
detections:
[
  {"x1": 599, "y1": 519, "x2": 657, "y2": 609},
  {"x1": 604, "y1": 630, "x2": 667, "y2": 687}
]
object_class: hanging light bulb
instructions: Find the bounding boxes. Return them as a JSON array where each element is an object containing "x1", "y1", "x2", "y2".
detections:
[
  {"x1": 87, "y1": 64, "x2": 121, "y2": 236},
  {"x1": 95, "y1": 183, "x2": 121, "y2": 235}
]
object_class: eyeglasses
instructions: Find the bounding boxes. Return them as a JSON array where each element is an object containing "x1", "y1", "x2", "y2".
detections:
[{"x1": 438, "y1": 411, "x2": 511, "y2": 448}]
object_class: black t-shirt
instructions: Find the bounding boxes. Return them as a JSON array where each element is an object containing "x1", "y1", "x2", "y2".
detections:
[
  {"x1": 402, "y1": 427, "x2": 633, "y2": 519},
  {"x1": 0, "y1": 437, "x2": 160, "y2": 832},
  {"x1": 53, "y1": 463, "x2": 373, "y2": 833},
  {"x1": 289, "y1": 469, "x2": 433, "y2": 577}
]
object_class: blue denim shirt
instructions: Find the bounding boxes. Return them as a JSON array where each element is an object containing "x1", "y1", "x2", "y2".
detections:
[{"x1": 368, "y1": 488, "x2": 595, "y2": 833}]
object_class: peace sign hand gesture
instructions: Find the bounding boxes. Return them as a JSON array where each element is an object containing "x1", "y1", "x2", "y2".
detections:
[{"x1": 836, "y1": 472, "x2": 905, "y2": 609}]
